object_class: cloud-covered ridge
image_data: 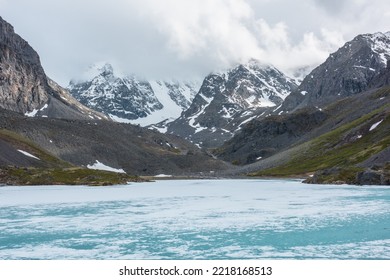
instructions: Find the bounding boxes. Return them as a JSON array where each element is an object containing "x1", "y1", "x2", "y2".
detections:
[{"x1": 1, "y1": 0, "x2": 389, "y2": 85}]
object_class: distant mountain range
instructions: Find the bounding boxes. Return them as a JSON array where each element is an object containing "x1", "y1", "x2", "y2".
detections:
[{"x1": 69, "y1": 60, "x2": 297, "y2": 147}]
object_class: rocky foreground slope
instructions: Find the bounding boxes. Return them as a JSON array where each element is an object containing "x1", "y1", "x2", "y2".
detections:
[{"x1": 0, "y1": 107, "x2": 228, "y2": 176}]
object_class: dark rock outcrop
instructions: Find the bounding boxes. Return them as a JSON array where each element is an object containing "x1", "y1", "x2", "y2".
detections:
[
  {"x1": 305, "y1": 166, "x2": 390, "y2": 186},
  {"x1": 356, "y1": 170, "x2": 383, "y2": 185},
  {"x1": 216, "y1": 108, "x2": 328, "y2": 164},
  {"x1": 304, "y1": 168, "x2": 349, "y2": 185}
]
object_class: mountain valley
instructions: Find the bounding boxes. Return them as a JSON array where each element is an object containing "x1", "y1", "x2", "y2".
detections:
[{"x1": 0, "y1": 15, "x2": 389, "y2": 185}]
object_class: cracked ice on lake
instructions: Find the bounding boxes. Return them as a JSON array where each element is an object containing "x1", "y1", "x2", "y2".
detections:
[{"x1": 0, "y1": 179, "x2": 389, "y2": 259}]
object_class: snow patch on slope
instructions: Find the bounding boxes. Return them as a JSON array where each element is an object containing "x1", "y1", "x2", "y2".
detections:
[
  {"x1": 25, "y1": 109, "x2": 39, "y2": 117},
  {"x1": 87, "y1": 160, "x2": 126, "y2": 173},
  {"x1": 25, "y1": 103, "x2": 48, "y2": 117},
  {"x1": 369, "y1": 120, "x2": 383, "y2": 131},
  {"x1": 127, "y1": 80, "x2": 191, "y2": 127},
  {"x1": 17, "y1": 150, "x2": 40, "y2": 160}
]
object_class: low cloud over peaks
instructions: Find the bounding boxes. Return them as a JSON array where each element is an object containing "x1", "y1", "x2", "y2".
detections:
[{"x1": 1, "y1": 0, "x2": 389, "y2": 84}]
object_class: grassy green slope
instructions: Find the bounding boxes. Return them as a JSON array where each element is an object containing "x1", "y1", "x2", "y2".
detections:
[
  {"x1": 0, "y1": 167, "x2": 143, "y2": 186},
  {"x1": 0, "y1": 129, "x2": 143, "y2": 185},
  {"x1": 250, "y1": 103, "x2": 390, "y2": 178}
]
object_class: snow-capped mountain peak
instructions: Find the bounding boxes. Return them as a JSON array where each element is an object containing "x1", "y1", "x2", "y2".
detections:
[
  {"x1": 205, "y1": 59, "x2": 296, "y2": 109},
  {"x1": 68, "y1": 63, "x2": 201, "y2": 126},
  {"x1": 229, "y1": 60, "x2": 296, "y2": 107},
  {"x1": 166, "y1": 60, "x2": 298, "y2": 148}
]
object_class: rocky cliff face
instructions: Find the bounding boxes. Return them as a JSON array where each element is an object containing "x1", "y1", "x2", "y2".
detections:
[
  {"x1": 282, "y1": 32, "x2": 390, "y2": 112},
  {"x1": 166, "y1": 60, "x2": 297, "y2": 148},
  {"x1": 0, "y1": 16, "x2": 49, "y2": 113},
  {"x1": 0, "y1": 16, "x2": 107, "y2": 120}
]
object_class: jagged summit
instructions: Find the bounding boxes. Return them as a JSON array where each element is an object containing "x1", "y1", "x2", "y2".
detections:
[
  {"x1": 231, "y1": 59, "x2": 296, "y2": 106},
  {"x1": 209, "y1": 59, "x2": 296, "y2": 107}
]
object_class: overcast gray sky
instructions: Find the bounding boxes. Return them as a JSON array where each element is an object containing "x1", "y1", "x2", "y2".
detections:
[{"x1": 1, "y1": 0, "x2": 389, "y2": 86}]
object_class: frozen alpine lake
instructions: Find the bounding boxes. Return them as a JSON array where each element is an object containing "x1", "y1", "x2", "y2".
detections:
[{"x1": 0, "y1": 179, "x2": 389, "y2": 259}]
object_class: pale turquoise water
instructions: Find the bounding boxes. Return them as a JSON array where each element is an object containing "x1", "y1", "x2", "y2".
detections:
[{"x1": 0, "y1": 180, "x2": 389, "y2": 259}]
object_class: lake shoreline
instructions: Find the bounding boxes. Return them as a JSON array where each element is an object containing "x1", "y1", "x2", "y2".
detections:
[{"x1": 2, "y1": 164, "x2": 389, "y2": 187}]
